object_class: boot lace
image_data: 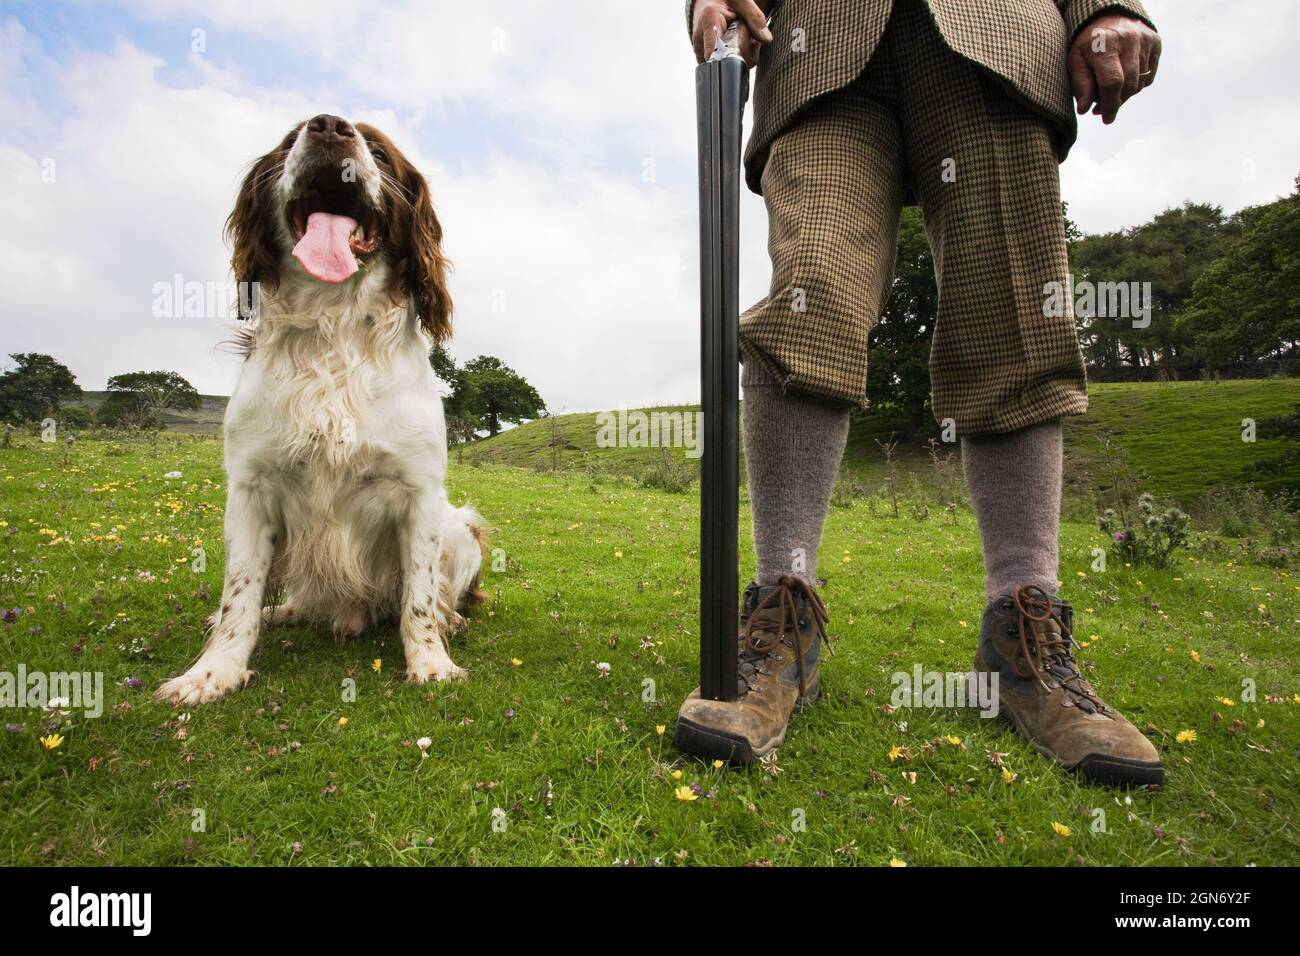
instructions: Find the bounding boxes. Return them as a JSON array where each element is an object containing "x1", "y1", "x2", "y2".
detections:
[
  {"x1": 1011, "y1": 584, "x2": 1111, "y2": 714},
  {"x1": 739, "y1": 576, "x2": 830, "y2": 698}
]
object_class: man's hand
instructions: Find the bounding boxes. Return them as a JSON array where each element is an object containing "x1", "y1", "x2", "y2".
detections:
[
  {"x1": 691, "y1": 0, "x2": 772, "y2": 68},
  {"x1": 1068, "y1": 14, "x2": 1162, "y2": 125}
]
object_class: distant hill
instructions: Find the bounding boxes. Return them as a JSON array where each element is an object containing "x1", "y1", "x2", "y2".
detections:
[
  {"x1": 72, "y1": 391, "x2": 228, "y2": 435},
  {"x1": 457, "y1": 379, "x2": 1300, "y2": 506},
  {"x1": 65, "y1": 379, "x2": 1298, "y2": 505}
]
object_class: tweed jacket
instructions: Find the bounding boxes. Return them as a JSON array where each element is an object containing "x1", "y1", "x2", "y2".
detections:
[{"x1": 685, "y1": 0, "x2": 1155, "y2": 194}]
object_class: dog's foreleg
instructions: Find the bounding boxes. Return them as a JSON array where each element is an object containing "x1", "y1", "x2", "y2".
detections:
[
  {"x1": 157, "y1": 480, "x2": 277, "y2": 705},
  {"x1": 400, "y1": 491, "x2": 467, "y2": 683}
]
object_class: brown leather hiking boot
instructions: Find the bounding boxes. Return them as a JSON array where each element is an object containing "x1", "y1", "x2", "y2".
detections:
[
  {"x1": 974, "y1": 584, "x2": 1163, "y2": 787},
  {"x1": 675, "y1": 577, "x2": 829, "y2": 765}
]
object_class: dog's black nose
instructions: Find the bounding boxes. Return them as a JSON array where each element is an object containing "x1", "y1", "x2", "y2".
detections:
[{"x1": 305, "y1": 114, "x2": 355, "y2": 142}]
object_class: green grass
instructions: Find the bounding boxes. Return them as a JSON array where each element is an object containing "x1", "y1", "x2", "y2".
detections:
[
  {"x1": 458, "y1": 404, "x2": 705, "y2": 479},
  {"x1": 465, "y1": 380, "x2": 1300, "y2": 506},
  {"x1": 1, "y1": 432, "x2": 1298, "y2": 866},
  {"x1": 1064, "y1": 379, "x2": 1300, "y2": 503}
]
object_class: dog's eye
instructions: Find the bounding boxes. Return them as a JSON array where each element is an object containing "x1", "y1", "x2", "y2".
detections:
[{"x1": 370, "y1": 146, "x2": 389, "y2": 164}]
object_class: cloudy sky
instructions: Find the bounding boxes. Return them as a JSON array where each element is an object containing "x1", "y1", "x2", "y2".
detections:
[{"x1": 3, "y1": 0, "x2": 1297, "y2": 412}]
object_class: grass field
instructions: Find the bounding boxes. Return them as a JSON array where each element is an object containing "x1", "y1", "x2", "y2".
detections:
[
  {"x1": 464, "y1": 379, "x2": 1300, "y2": 505},
  {"x1": 1, "y1": 422, "x2": 1297, "y2": 866}
]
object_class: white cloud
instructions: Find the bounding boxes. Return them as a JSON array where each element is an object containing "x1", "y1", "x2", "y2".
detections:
[
  {"x1": 1062, "y1": 0, "x2": 1300, "y2": 232},
  {"x1": 1, "y1": 15, "x2": 705, "y2": 409},
  {"x1": 125, "y1": 0, "x2": 702, "y2": 157},
  {"x1": 2, "y1": 0, "x2": 1297, "y2": 413},
  {"x1": 2, "y1": 23, "x2": 318, "y2": 396}
]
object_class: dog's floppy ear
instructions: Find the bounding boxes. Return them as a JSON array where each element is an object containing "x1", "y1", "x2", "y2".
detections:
[
  {"x1": 400, "y1": 165, "x2": 453, "y2": 344},
  {"x1": 225, "y1": 138, "x2": 292, "y2": 314}
]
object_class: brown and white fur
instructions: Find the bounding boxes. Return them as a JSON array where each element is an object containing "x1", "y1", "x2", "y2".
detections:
[{"x1": 158, "y1": 114, "x2": 486, "y2": 706}]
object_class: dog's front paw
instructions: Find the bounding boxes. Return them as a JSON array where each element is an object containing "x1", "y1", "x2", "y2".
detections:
[
  {"x1": 405, "y1": 649, "x2": 467, "y2": 684},
  {"x1": 156, "y1": 664, "x2": 257, "y2": 706},
  {"x1": 331, "y1": 606, "x2": 367, "y2": 643}
]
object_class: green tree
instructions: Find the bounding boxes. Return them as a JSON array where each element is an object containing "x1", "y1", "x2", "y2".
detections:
[
  {"x1": 59, "y1": 405, "x2": 96, "y2": 430},
  {"x1": 430, "y1": 350, "x2": 545, "y2": 439},
  {"x1": 1071, "y1": 202, "x2": 1242, "y2": 378},
  {"x1": 96, "y1": 370, "x2": 201, "y2": 429},
  {"x1": 0, "y1": 353, "x2": 81, "y2": 423},
  {"x1": 461, "y1": 356, "x2": 545, "y2": 437},
  {"x1": 867, "y1": 208, "x2": 937, "y2": 436},
  {"x1": 428, "y1": 344, "x2": 461, "y2": 388},
  {"x1": 1178, "y1": 189, "x2": 1300, "y2": 371},
  {"x1": 430, "y1": 345, "x2": 478, "y2": 443}
]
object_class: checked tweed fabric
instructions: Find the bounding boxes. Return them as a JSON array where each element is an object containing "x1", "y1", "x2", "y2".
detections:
[
  {"x1": 686, "y1": 0, "x2": 1153, "y2": 431},
  {"x1": 686, "y1": 0, "x2": 1155, "y2": 195}
]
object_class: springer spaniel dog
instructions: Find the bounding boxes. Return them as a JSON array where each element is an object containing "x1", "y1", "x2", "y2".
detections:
[{"x1": 158, "y1": 114, "x2": 487, "y2": 706}]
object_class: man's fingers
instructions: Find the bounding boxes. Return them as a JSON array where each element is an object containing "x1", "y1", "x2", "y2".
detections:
[
  {"x1": 738, "y1": 24, "x2": 762, "y2": 68},
  {"x1": 732, "y1": 0, "x2": 774, "y2": 43},
  {"x1": 1093, "y1": 53, "x2": 1125, "y2": 123},
  {"x1": 1068, "y1": 44, "x2": 1096, "y2": 114},
  {"x1": 693, "y1": 10, "x2": 728, "y2": 63},
  {"x1": 1137, "y1": 51, "x2": 1154, "y2": 90},
  {"x1": 1142, "y1": 40, "x2": 1161, "y2": 88},
  {"x1": 1072, "y1": 16, "x2": 1162, "y2": 121},
  {"x1": 692, "y1": 1, "x2": 769, "y2": 65},
  {"x1": 1119, "y1": 37, "x2": 1142, "y2": 102}
]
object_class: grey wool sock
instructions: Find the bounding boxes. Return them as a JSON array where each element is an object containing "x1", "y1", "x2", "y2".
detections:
[
  {"x1": 742, "y1": 361, "x2": 851, "y2": 586},
  {"x1": 960, "y1": 420, "x2": 1064, "y2": 601}
]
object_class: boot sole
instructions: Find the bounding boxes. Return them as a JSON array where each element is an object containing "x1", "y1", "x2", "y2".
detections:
[
  {"x1": 674, "y1": 679, "x2": 820, "y2": 766},
  {"x1": 975, "y1": 653, "x2": 1164, "y2": 788}
]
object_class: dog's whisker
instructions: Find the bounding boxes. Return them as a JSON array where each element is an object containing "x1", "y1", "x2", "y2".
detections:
[{"x1": 247, "y1": 160, "x2": 288, "y2": 189}]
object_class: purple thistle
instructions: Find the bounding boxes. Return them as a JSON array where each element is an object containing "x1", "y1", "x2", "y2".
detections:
[
  {"x1": 2, "y1": 608, "x2": 19, "y2": 623},
  {"x1": 5, "y1": 723, "x2": 24, "y2": 734}
]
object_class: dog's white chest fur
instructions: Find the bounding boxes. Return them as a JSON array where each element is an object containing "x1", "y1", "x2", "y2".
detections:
[{"x1": 224, "y1": 284, "x2": 448, "y2": 621}]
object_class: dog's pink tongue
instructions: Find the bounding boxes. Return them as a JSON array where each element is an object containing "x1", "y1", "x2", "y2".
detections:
[{"x1": 293, "y1": 211, "x2": 359, "y2": 283}]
